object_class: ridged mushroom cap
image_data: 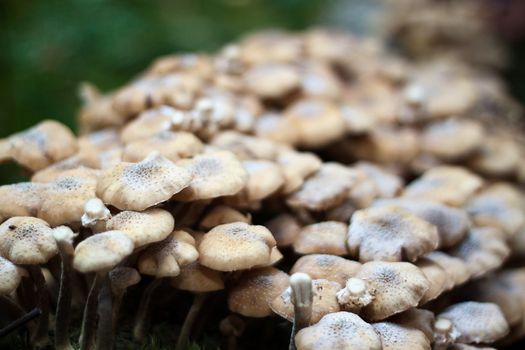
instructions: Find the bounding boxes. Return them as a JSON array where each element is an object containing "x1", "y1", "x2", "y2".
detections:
[
  {"x1": 199, "y1": 206, "x2": 250, "y2": 231},
  {"x1": 293, "y1": 221, "x2": 349, "y2": 256},
  {"x1": 120, "y1": 107, "x2": 174, "y2": 143}
]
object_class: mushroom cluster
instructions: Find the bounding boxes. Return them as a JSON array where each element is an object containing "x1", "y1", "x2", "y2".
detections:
[{"x1": 0, "y1": 24, "x2": 525, "y2": 350}]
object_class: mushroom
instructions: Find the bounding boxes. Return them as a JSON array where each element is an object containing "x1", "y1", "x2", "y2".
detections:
[
  {"x1": 372, "y1": 322, "x2": 431, "y2": 350},
  {"x1": 244, "y1": 63, "x2": 300, "y2": 100},
  {"x1": 0, "y1": 182, "x2": 44, "y2": 222},
  {"x1": 435, "y1": 302, "x2": 509, "y2": 345},
  {"x1": 265, "y1": 213, "x2": 302, "y2": 248},
  {"x1": 73, "y1": 231, "x2": 134, "y2": 350},
  {"x1": 294, "y1": 311, "x2": 382, "y2": 350},
  {"x1": 119, "y1": 106, "x2": 174, "y2": 143},
  {"x1": 198, "y1": 222, "x2": 276, "y2": 271},
  {"x1": 81, "y1": 197, "x2": 111, "y2": 232},
  {"x1": 290, "y1": 254, "x2": 361, "y2": 286},
  {"x1": 275, "y1": 148, "x2": 321, "y2": 195},
  {"x1": 199, "y1": 205, "x2": 251, "y2": 231},
  {"x1": 97, "y1": 152, "x2": 192, "y2": 211},
  {"x1": 468, "y1": 135, "x2": 521, "y2": 178},
  {"x1": 415, "y1": 257, "x2": 452, "y2": 305},
  {"x1": 227, "y1": 267, "x2": 289, "y2": 317},
  {"x1": 425, "y1": 251, "x2": 471, "y2": 287},
  {"x1": 293, "y1": 221, "x2": 348, "y2": 256},
  {"x1": 254, "y1": 113, "x2": 300, "y2": 146},
  {"x1": 389, "y1": 308, "x2": 435, "y2": 340},
  {"x1": 354, "y1": 162, "x2": 403, "y2": 198},
  {"x1": 347, "y1": 206, "x2": 439, "y2": 262},
  {"x1": 109, "y1": 267, "x2": 140, "y2": 333}
]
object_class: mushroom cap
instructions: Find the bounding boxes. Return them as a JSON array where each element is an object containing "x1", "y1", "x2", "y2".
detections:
[
  {"x1": 198, "y1": 222, "x2": 276, "y2": 271},
  {"x1": 293, "y1": 221, "x2": 349, "y2": 256},
  {"x1": 403, "y1": 166, "x2": 482, "y2": 206},
  {"x1": 449, "y1": 227, "x2": 509, "y2": 279},
  {"x1": 109, "y1": 267, "x2": 141, "y2": 293},
  {"x1": 254, "y1": 113, "x2": 300, "y2": 145},
  {"x1": 270, "y1": 278, "x2": 341, "y2": 324},
  {"x1": 244, "y1": 63, "x2": 300, "y2": 99},
  {"x1": 171, "y1": 261, "x2": 224, "y2": 292},
  {"x1": 138, "y1": 230, "x2": 199, "y2": 277},
  {"x1": 287, "y1": 163, "x2": 358, "y2": 211},
  {"x1": 294, "y1": 311, "x2": 382, "y2": 350},
  {"x1": 226, "y1": 160, "x2": 284, "y2": 203},
  {"x1": 0, "y1": 256, "x2": 22, "y2": 295},
  {"x1": 373, "y1": 198, "x2": 469, "y2": 248},
  {"x1": 437, "y1": 302, "x2": 509, "y2": 344},
  {"x1": 347, "y1": 206, "x2": 439, "y2": 262},
  {"x1": 468, "y1": 135, "x2": 521, "y2": 177},
  {"x1": 372, "y1": 322, "x2": 431, "y2": 350},
  {"x1": 416, "y1": 258, "x2": 452, "y2": 305},
  {"x1": 174, "y1": 151, "x2": 247, "y2": 201},
  {"x1": 199, "y1": 205, "x2": 250, "y2": 231},
  {"x1": 276, "y1": 149, "x2": 322, "y2": 194},
  {"x1": 73, "y1": 230, "x2": 134, "y2": 273},
  {"x1": 120, "y1": 107, "x2": 173, "y2": 143},
  {"x1": 389, "y1": 308, "x2": 435, "y2": 340},
  {"x1": 355, "y1": 162, "x2": 403, "y2": 198},
  {"x1": 0, "y1": 182, "x2": 44, "y2": 222},
  {"x1": 447, "y1": 344, "x2": 497, "y2": 350},
  {"x1": 290, "y1": 254, "x2": 361, "y2": 286},
  {"x1": 357, "y1": 261, "x2": 430, "y2": 321},
  {"x1": 264, "y1": 213, "x2": 301, "y2": 248},
  {"x1": 0, "y1": 217, "x2": 58, "y2": 264},
  {"x1": 106, "y1": 208, "x2": 174, "y2": 248},
  {"x1": 97, "y1": 152, "x2": 192, "y2": 211},
  {"x1": 31, "y1": 165, "x2": 100, "y2": 184},
  {"x1": 227, "y1": 267, "x2": 289, "y2": 317},
  {"x1": 122, "y1": 131, "x2": 203, "y2": 163},
  {"x1": 210, "y1": 131, "x2": 278, "y2": 161},
  {"x1": 425, "y1": 251, "x2": 471, "y2": 287}
]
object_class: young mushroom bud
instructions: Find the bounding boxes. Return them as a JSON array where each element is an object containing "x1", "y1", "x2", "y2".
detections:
[
  {"x1": 336, "y1": 277, "x2": 374, "y2": 313},
  {"x1": 81, "y1": 198, "x2": 111, "y2": 231}
]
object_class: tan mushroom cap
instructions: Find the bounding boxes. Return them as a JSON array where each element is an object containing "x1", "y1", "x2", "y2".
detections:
[
  {"x1": 293, "y1": 221, "x2": 349, "y2": 256},
  {"x1": 357, "y1": 261, "x2": 430, "y2": 321},
  {"x1": 284, "y1": 98, "x2": 345, "y2": 149},
  {"x1": 31, "y1": 165, "x2": 100, "y2": 184},
  {"x1": 287, "y1": 163, "x2": 358, "y2": 211},
  {"x1": 171, "y1": 261, "x2": 224, "y2": 292},
  {"x1": 109, "y1": 266, "x2": 141, "y2": 294},
  {"x1": 0, "y1": 256, "x2": 22, "y2": 295},
  {"x1": 389, "y1": 308, "x2": 435, "y2": 340},
  {"x1": 449, "y1": 227, "x2": 509, "y2": 279},
  {"x1": 138, "y1": 230, "x2": 199, "y2": 277},
  {"x1": 199, "y1": 206, "x2": 250, "y2": 231},
  {"x1": 1, "y1": 120, "x2": 78, "y2": 172},
  {"x1": 340, "y1": 104, "x2": 377, "y2": 134},
  {"x1": 294, "y1": 311, "x2": 382, "y2": 350},
  {"x1": 174, "y1": 151, "x2": 247, "y2": 201},
  {"x1": 466, "y1": 183, "x2": 525, "y2": 237},
  {"x1": 227, "y1": 267, "x2": 289, "y2": 317},
  {"x1": 300, "y1": 61, "x2": 342, "y2": 100},
  {"x1": 355, "y1": 162, "x2": 403, "y2": 198},
  {"x1": 254, "y1": 113, "x2": 300, "y2": 145},
  {"x1": 372, "y1": 322, "x2": 431, "y2": 350},
  {"x1": 265, "y1": 213, "x2": 301, "y2": 248},
  {"x1": 198, "y1": 222, "x2": 276, "y2": 271},
  {"x1": 244, "y1": 63, "x2": 300, "y2": 99},
  {"x1": 78, "y1": 83, "x2": 126, "y2": 132},
  {"x1": 425, "y1": 251, "x2": 471, "y2": 287},
  {"x1": 0, "y1": 182, "x2": 44, "y2": 222},
  {"x1": 106, "y1": 208, "x2": 174, "y2": 248},
  {"x1": 468, "y1": 135, "x2": 521, "y2": 177},
  {"x1": 276, "y1": 149, "x2": 322, "y2": 194},
  {"x1": 122, "y1": 131, "x2": 203, "y2": 163},
  {"x1": 373, "y1": 198, "x2": 470, "y2": 248},
  {"x1": 97, "y1": 152, "x2": 191, "y2": 211},
  {"x1": 73, "y1": 230, "x2": 134, "y2": 273},
  {"x1": 291, "y1": 254, "x2": 361, "y2": 286},
  {"x1": 348, "y1": 206, "x2": 439, "y2": 262},
  {"x1": 210, "y1": 131, "x2": 278, "y2": 161},
  {"x1": 0, "y1": 217, "x2": 58, "y2": 264},
  {"x1": 448, "y1": 344, "x2": 497, "y2": 350},
  {"x1": 270, "y1": 279, "x2": 341, "y2": 324},
  {"x1": 239, "y1": 30, "x2": 302, "y2": 64},
  {"x1": 119, "y1": 106, "x2": 176, "y2": 143},
  {"x1": 421, "y1": 119, "x2": 484, "y2": 160},
  {"x1": 416, "y1": 258, "x2": 452, "y2": 305},
  {"x1": 403, "y1": 166, "x2": 483, "y2": 206},
  {"x1": 437, "y1": 302, "x2": 509, "y2": 344}
]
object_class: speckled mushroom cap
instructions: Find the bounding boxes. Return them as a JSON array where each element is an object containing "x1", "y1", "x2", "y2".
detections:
[
  {"x1": 294, "y1": 311, "x2": 382, "y2": 350},
  {"x1": 171, "y1": 261, "x2": 224, "y2": 292},
  {"x1": 0, "y1": 256, "x2": 22, "y2": 295},
  {"x1": 0, "y1": 217, "x2": 58, "y2": 264},
  {"x1": 138, "y1": 230, "x2": 199, "y2": 277},
  {"x1": 347, "y1": 206, "x2": 439, "y2": 262},
  {"x1": 210, "y1": 132, "x2": 278, "y2": 161},
  {"x1": 372, "y1": 322, "x2": 431, "y2": 350},
  {"x1": 106, "y1": 208, "x2": 174, "y2": 248},
  {"x1": 449, "y1": 227, "x2": 510, "y2": 279},
  {"x1": 356, "y1": 261, "x2": 430, "y2": 321},
  {"x1": 293, "y1": 221, "x2": 349, "y2": 256},
  {"x1": 373, "y1": 198, "x2": 470, "y2": 248},
  {"x1": 199, "y1": 206, "x2": 250, "y2": 231},
  {"x1": 425, "y1": 251, "x2": 471, "y2": 287},
  {"x1": 198, "y1": 222, "x2": 276, "y2": 271},
  {"x1": 109, "y1": 266, "x2": 141, "y2": 294},
  {"x1": 122, "y1": 131, "x2": 204, "y2": 163},
  {"x1": 227, "y1": 267, "x2": 289, "y2": 317},
  {"x1": 244, "y1": 63, "x2": 300, "y2": 99},
  {"x1": 468, "y1": 135, "x2": 521, "y2": 178},
  {"x1": 290, "y1": 254, "x2": 361, "y2": 286},
  {"x1": 97, "y1": 152, "x2": 191, "y2": 211},
  {"x1": 0, "y1": 182, "x2": 44, "y2": 222},
  {"x1": 73, "y1": 230, "x2": 134, "y2": 273},
  {"x1": 287, "y1": 163, "x2": 358, "y2": 211},
  {"x1": 270, "y1": 278, "x2": 341, "y2": 324},
  {"x1": 437, "y1": 302, "x2": 509, "y2": 344},
  {"x1": 174, "y1": 151, "x2": 247, "y2": 201},
  {"x1": 389, "y1": 308, "x2": 435, "y2": 341},
  {"x1": 421, "y1": 118, "x2": 484, "y2": 160},
  {"x1": 403, "y1": 166, "x2": 483, "y2": 206},
  {"x1": 0, "y1": 120, "x2": 78, "y2": 172},
  {"x1": 276, "y1": 148, "x2": 322, "y2": 194},
  {"x1": 37, "y1": 174, "x2": 98, "y2": 227},
  {"x1": 466, "y1": 183, "x2": 525, "y2": 237},
  {"x1": 283, "y1": 98, "x2": 345, "y2": 149},
  {"x1": 264, "y1": 213, "x2": 301, "y2": 248},
  {"x1": 416, "y1": 258, "x2": 452, "y2": 305},
  {"x1": 119, "y1": 107, "x2": 174, "y2": 143},
  {"x1": 354, "y1": 162, "x2": 403, "y2": 198}
]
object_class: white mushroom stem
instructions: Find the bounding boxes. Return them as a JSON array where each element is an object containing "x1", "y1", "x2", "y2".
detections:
[
  {"x1": 27, "y1": 265, "x2": 50, "y2": 348},
  {"x1": 79, "y1": 274, "x2": 102, "y2": 350},
  {"x1": 433, "y1": 318, "x2": 461, "y2": 350},
  {"x1": 81, "y1": 198, "x2": 111, "y2": 232},
  {"x1": 175, "y1": 293, "x2": 208, "y2": 350},
  {"x1": 133, "y1": 278, "x2": 164, "y2": 342},
  {"x1": 336, "y1": 278, "x2": 374, "y2": 313},
  {"x1": 289, "y1": 272, "x2": 313, "y2": 350},
  {"x1": 95, "y1": 271, "x2": 114, "y2": 350}
]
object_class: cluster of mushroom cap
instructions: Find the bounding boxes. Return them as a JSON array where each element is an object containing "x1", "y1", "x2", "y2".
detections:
[{"x1": 0, "y1": 24, "x2": 524, "y2": 350}]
